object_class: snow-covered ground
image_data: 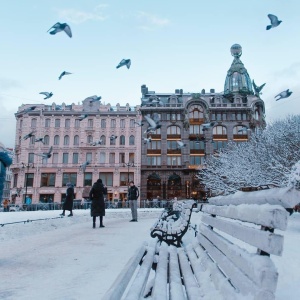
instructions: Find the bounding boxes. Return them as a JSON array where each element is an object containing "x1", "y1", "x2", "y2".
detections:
[{"x1": 1, "y1": 208, "x2": 300, "y2": 300}]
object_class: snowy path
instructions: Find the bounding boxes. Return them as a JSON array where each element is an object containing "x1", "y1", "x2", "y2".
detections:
[{"x1": 0, "y1": 209, "x2": 162, "y2": 300}]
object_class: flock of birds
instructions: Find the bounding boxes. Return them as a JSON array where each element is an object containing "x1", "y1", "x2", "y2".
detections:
[{"x1": 20, "y1": 14, "x2": 294, "y2": 171}]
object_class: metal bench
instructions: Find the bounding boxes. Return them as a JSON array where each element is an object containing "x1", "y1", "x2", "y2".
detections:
[{"x1": 103, "y1": 187, "x2": 299, "y2": 300}]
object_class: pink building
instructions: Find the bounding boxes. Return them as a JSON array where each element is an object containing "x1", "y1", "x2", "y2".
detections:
[{"x1": 10, "y1": 98, "x2": 141, "y2": 204}]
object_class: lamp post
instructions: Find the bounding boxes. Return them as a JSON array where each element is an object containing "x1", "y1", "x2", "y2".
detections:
[
  {"x1": 21, "y1": 162, "x2": 34, "y2": 203},
  {"x1": 124, "y1": 162, "x2": 134, "y2": 185}
]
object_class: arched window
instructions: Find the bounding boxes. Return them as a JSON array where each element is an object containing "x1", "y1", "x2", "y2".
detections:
[
  {"x1": 213, "y1": 126, "x2": 227, "y2": 135},
  {"x1": 73, "y1": 135, "x2": 79, "y2": 146},
  {"x1": 31, "y1": 118, "x2": 37, "y2": 128},
  {"x1": 100, "y1": 135, "x2": 106, "y2": 145},
  {"x1": 120, "y1": 135, "x2": 125, "y2": 145},
  {"x1": 189, "y1": 125, "x2": 205, "y2": 134},
  {"x1": 111, "y1": 119, "x2": 116, "y2": 128},
  {"x1": 63, "y1": 135, "x2": 70, "y2": 145},
  {"x1": 54, "y1": 135, "x2": 60, "y2": 145},
  {"x1": 233, "y1": 125, "x2": 248, "y2": 135},
  {"x1": 55, "y1": 119, "x2": 60, "y2": 127},
  {"x1": 44, "y1": 135, "x2": 50, "y2": 145},
  {"x1": 167, "y1": 125, "x2": 181, "y2": 135},
  {"x1": 101, "y1": 119, "x2": 106, "y2": 128},
  {"x1": 87, "y1": 135, "x2": 93, "y2": 144},
  {"x1": 45, "y1": 118, "x2": 51, "y2": 128},
  {"x1": 65, "y1": 119, "x2": 70, "y2": 128},
  {"x1": 120, "y1": 119, "x2": 125, "y2": 128},
  {"x1": 130, "y1": 119, "x2": 135, "y2": 128},
  {"x1": 129, "y1": 135, "x2": 135, "y2": 145},
  {"x1": 188, "y1": 105, "x2": 204, "y2": 119}
]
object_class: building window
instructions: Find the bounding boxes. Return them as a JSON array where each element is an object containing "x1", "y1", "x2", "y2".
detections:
[
  {"x1": 62, "y1": 173, "x2": 77, "y2": 186},
  {"x1": 233, "y1": 125, "x2": 248, "y2": 135},
  {"x1": 214, "y1": 141, "x2": 228, "y2": 151},
  {"x1": 190, "y1": 156, "x2": 205, "y2": 165},
  {"x1": 55, "y1": 119, "x2": 60, "y2": 127},
  {"x1": 130, "y1": 119, "x2": 135, "y2": 128},
  {"x1": 119, "y1": 153, "x2": 125, "y2": 164},
  {"x1": 222, "y1": 113, "x2": 227, "y2": 121},
  {"x1": 190, "y1": 140, "x2": 205, "y2": 150},
  {"x1": 110, "y1": 137, "x2": 116, "y2": 146},
  {"x1": 120, "y1": 119, "x2": 125, "y2": 128},
  {"x1": 129, "y1": 153, "x2": 135, "y2": 163},
  {"x1": 150, "y1": 141, "x2": 161, "y2": 149},
  {"x1": 29, "y1": 135, "x2": 35, "y2": 145},
  {"x1": 242, "y1": 113, "x2": 248, "y2": 121},
  {"x1": 236, "y1": 113, "x2": 242, "y2": 121},
  {"x1": 120, "y1": 135, "x2": 125, "y2": 145},
  {"x1": 54, "y1": 135, "x2": 60, "y2": 145},
  {"x1": 129, "y1": 135, "x2": 135, "y2": 145},
  {"x1": 86, "y1": 152, "x2": 92, "y2": 162},
  {"x1": 84, "y1": 173, "x2": 92, "y2": 186},
  {"x1": 45, "y1": 118, "x2": 51, "y2": 127},
  {"x1": 13, "y1": 174, "x2": 18, "y2": 188},
  {"x1": 109, "y1": 153, "x2": 115, "y2": 164},
  {"x1": 231, "y1": 113, "x2": 236, "y2": 121},
  {"x1": 99, "y1": 172, "x2": 113, "y2": 186},
  {"x1": 75, "y1": 119, "x2": 80, "y2": 128},
  {"x1": 41, "y1": 173, "x2": 56, "y2": 187},
  {"x1": 147, "y1": 156, "x2": 161, "y2": 166},
  {"x1": 25, "y1": 173, "x2": 34, "y2": 187},
  {"x1": 44, "y1": 135, "x2": 50, "y2": 145},
  {"x1": 167, "y1": 126, "x2": 181, "y2": 135},
  {"x1": 189, "y1": 125, "x2": 204, "y2": 134},
  {"x1": 167, "y1": 156, "x2": 181, "y2": 166},
  {"x1": 120, "y1": 173, "x2": 133, "y2": 186},
  {"x1": 28, "y1": 153, "x2": 34, "y2": 163},
  {"x1": 31, "y1": 118, "x2": 37, "y2": 128},
  {"x1": 20, "y1": 119, "x2": 23, "y2": 128},
  {"x1": 63, "y1": 135, "x2": 70, "y2": 145},
  {"x1": 101, "y1": 119, "x2": 106, "y2": 128},
  {"x1": 99, "y1": 152, "x2": 106, "y2": 164},
  {"x1": 87, "y1": 135, "x2": 93, "y2": 144},
  {"x1": 167, "y1": 141, "x2": 178, "y2": 150},
  {"x1": 213, "y1": 126, "x2": 227, "y2": 135},
  {"x1": 100, "y1": 135, "x2": 106, "y2": 145},
  {"x1": 188, "y1": 105, "x2": 204, "y2": 119},
  {"x1": 73, "y1": 153, "x2": 79, "y2": 164},
  {"x1": 217, "y1": 113, "x2": 222, "y2": 121},
  {"x1": 52, "y1": 153, "x2": 58, "y2": 164},
  {"x1": 63, "y1": 153, "x2": 69, "y2": 164},
  {"x1": 65, "y1": 119, "x2": 70, "y2": 128},
  {"x1": 111, "y1": 119, "x2": 116, "y2": 128},
  {"x1": 73, "y1": 135, "x2": 79, "y2": 146},
  {"x1": 88, "y1": 119, "x2": 93, "y2": 128}
]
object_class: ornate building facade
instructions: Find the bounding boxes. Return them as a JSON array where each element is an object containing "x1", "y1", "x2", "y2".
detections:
[
  {"x1": 139, "y1": 44, "x2": 266, "y2": 201},
  {"x1": 10, "y1": 99, "x2": 141, "y2": 204}
]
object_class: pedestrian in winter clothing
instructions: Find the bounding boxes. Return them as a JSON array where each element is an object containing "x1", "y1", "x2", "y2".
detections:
[
  {"x1": 89, "y1": 179, "x2": 107, "y2": 228},
  {"x1": 127, "y1": 181, "x2": 139, "y2": 222},
  {"x1": 60, "y1": 183, "x2": 75, "y2": 217}
]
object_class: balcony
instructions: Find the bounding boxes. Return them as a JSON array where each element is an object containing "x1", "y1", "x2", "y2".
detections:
[
  {"x1": 147, "y1": 149, "x2": 161, "y2": 155},
  {"x1": 233, "y1": 134, "x2": 248, "y2": 140},
  {"x1": 189, "y1": 118, "x2": 204, "y2": 124},
  {"x1": 212, "y1": 134, "x2": 228, "y2": 140},
  {"x1": 167, "y1": 134, "x2": 181, "y2": 139},
  {"x1": 190, "y1": 149, "x2": 205, "y2": 154},
  {"x1": 167, "y1": 149, "x2": 181, "y2": 155}
]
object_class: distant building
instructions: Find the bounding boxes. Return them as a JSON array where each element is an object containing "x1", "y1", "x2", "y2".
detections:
[
  {"x1": 139, "y1": 44, "x2": 266, "y2": 201},
  {"x1": 10, "y1": 99, "x2": 141, "y2": 204},
  {"x1": 0, "y1": 143, "x2": 13, "y2": 204}
]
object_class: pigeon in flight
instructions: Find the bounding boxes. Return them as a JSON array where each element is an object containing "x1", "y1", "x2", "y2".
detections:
[
  {"x1": 110, "y1": 135, "x2": 118, "y2": 141},
  {"x1": 144, "y1": 114, "x2": 162, "y2": 134},
  {"x1": 21, "y1": 106, "x2": 37, "y2": 114},
  {"x1": 253, "y1": 80, "x2": 266, "y2": 96},
  {"x1": 275, "y1": 89, "x2": 293, "y2": 101},
  {"x1": 79, "y1": 114, "x2": 88, "y2": 121},
  {"x1": 202, "y1": 122, "x2": 216, "y2": 131},
  {"x1": 143, "y1": 137, "x2": 152, "y2": 144},
  {"x1": 34, "y1": 137, "x2": 44, "y2": 144},
  {"x1": 34, "y1": 146, "x2": 53, "y2": 159},
  {"x1": 23, "y1": 131, "x2": 35, "y2": 140},
  {"x1": 116, "y1": 59, "x2": 131, "y2": 69},
  {"x1": 134, "y1": 120, "x2": 144, "y2": 127},
  {"x1": 237, "y1": 127, "x2": 249, "y2": 133},
  {"x1": 266, "y1": 14, "x2": 282, "y2": 30},
  {"x1": 177, "y1": 141, "x2": 186, "y2": 149},
  {"x1": 80, "y1": 160, "x2": 90, "y2": 172},
  {"x1": 48, "y1": 22, "x2": 72, "y2": 38},
  {"x1": 194, "y1": 136, "x2": 205, "y2": 144},
  {"x1": 39, "y1": 92, "x2": 53, "y2": 100},
  {"x1": 90, "y1": 140, "x2": 102, "y2": 146},
  {"x1": 87, "y1": 95, "x2": 102, "y2": 103},
  {"x1": 58, "y1": 71, "x2": 72, "y2": 80}
]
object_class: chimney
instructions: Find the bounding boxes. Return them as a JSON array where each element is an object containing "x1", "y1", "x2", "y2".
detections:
[
  {"x1": 175, "y1": 89, "x2": 180, "y2": 94},
  {"x1": 201, "y1": 89, "x2": 205, "y2": 94},
  {"x1": 210, "y1": 89, "x2": 215, "y2": 93},
  {"x1": 141, "y1": 85, "x2": 148, "y2": 95}
]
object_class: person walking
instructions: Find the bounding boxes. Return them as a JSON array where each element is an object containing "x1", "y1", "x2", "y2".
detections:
[
  {"x1": 128, "y1": 181, "x2": 139, "y2": 222},
  {"x1": 89, "y1": 179, "x2": 107, "y2": 228},
  {"x1": 60, "y1": 183, "x2": 75, "y2": 217}
]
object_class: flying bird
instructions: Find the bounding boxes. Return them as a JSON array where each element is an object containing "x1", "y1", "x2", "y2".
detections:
[
  {"x1": 237, "y1": 128, "x2": 249, "y2": 133},
  {"x1": 110, "y1": 135, "x2": 118, "y2": 141},
  {"x1": 39, "y1": 92, "x2": 53, "y2": 100},
  {"x1": 22, "y1": 106, "x2": 37, "y2": 114},
  {"x1": 275, "y1": 89, "x2": 293, "y2": 101},
  {"x1": 79, "y1": 114, "x2": 88, "y2": 121},
  {"x1": 116, "y1": 59, "x2": 131, "y2": 69},
  {"x1": 90, "y1": 140, "x2": 102, "y2": 146},
  {"x1": 195, "y1": 136, "x2": 205, "y2": 144},
  {"x1": 34, "y1": 138, "x2": 44, "y2": 144},
  {"x1": 266, "y1": 14, "x2": 282, "y2": 30},
  {"x1": 253, "y1": 80, "x2": 266, "y2": 96},
  {"x1": 143, "y1": 137, "x2": 152, "y2": 144},
  {"x1": 23, "y1": 131, "x2": 35, "y2": 140},
  {"x1": 177, "y1": 141, "x2": 186, "y2": 149},
  {"x1": 144, "y1": 114, "x2": 162, "y2": 134},
  {"x1": 48, "y1": 22, "x2": 72, "y2": 38},
  {"x1": 58, "y1": 71, "x2": 72, "y2": 80},
  {"x1": 202, "y1": 122, "x2": 216, "y2": 131},
  {"x1": 134, "y1": 121, "x2": 144, "y2": 127},
  {"x1": 87, "y1": 95, "x2": 102, "y2": 103},
  {"x1": 80, "y1": 160, "x2": 90, "y2": 172},
  {"x1": 34, "y1": 146, "x2": 53, "y2": 160}
]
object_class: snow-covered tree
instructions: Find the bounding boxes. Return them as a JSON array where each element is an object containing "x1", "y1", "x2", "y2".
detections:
[{"x1": 198, "y1": 115, "x2": 300, "y2": 195}]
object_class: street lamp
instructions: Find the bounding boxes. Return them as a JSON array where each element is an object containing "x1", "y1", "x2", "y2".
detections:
[
  {"x1": 124, "y1": 162, "x2": 134, "y2": 186},
  {"x1": 21, "y1": 162, "x2": 34, "y2": 203}
]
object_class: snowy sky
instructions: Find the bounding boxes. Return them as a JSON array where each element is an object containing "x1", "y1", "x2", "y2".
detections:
[{"x1": 1, "y1": 0, "x2": 300, "y2": 148}]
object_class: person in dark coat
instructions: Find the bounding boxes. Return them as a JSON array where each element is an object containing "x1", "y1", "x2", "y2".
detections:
[
  {"x1": 60, "y1": 183, "x2": 75, "y2": 217},
  {"x1": 89, "y1": 179, "x2": 107, "y2": 228},
  {"x1": 128, "y1": 181, "x2": 139, "y2": 222}
]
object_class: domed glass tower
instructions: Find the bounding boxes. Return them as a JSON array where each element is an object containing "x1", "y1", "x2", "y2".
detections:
[{"x1": 224, "y1": 44, "x2": 253, "y2": 96}]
